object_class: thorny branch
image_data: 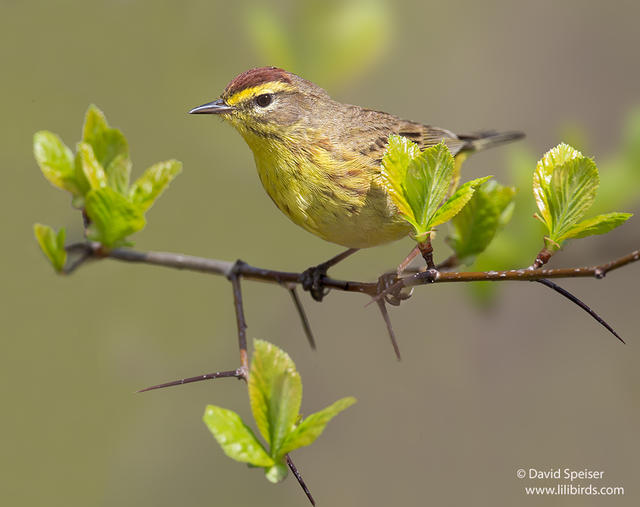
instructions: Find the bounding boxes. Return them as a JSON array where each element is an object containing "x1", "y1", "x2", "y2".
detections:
[
  {"x1": 63, "y1": 242, "x2": 638, "y2": 505},
  {"x1": 65, "y1": 241, "x2": 640, "y2": 349}
]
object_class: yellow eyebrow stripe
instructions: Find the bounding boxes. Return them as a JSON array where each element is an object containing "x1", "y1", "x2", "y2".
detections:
[{"x1": 226, "y1": 82, "x2": 295, "y2": 106}]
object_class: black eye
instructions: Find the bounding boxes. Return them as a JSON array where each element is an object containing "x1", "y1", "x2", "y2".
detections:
[{"x1": 255, "y1": 93, "x2": 273, "y2": 107}]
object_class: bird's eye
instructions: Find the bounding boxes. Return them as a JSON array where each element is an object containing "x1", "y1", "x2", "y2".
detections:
[{"x1": 255, "y1": 93, "x2": 273, "y2": 107}]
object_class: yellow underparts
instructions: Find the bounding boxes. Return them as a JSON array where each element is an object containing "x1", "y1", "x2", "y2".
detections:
[{"x1": 230, "y1": 120, "x2": 410, "y2": 248}]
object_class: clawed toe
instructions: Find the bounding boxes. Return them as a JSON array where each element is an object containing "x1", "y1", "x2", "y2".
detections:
[
  {"x1": 377, "y1": 272, "x2": 413, "y2": 306},
  {"x1": 301, "y1": 265, "x2": 330, "y2": 302}
]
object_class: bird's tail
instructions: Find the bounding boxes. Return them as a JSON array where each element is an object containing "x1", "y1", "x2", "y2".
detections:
[{"x1": 459, "y1": 130, "x2": 525, "y2": 152}]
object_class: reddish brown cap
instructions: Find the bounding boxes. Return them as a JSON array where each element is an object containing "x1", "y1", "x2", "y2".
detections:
[{"x1": 223, "y1": 67, "x2": 293, "y2": 98}]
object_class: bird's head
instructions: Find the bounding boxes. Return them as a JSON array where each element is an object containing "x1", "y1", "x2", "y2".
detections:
[{"x1": 190, "y1": 67, "x2": 331, "y2": 144}]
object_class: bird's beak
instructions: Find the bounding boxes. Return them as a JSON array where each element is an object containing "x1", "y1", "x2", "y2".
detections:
[{"x1": 189, "y1": 98, "x2": 234, "y2": 115}]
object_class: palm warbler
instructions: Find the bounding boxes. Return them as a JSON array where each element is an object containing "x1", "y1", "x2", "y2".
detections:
[{"x1": 190, "y1": 67, "x2": 522, "y2": 249}]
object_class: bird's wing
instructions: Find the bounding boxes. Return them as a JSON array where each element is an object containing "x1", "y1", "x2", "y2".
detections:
[{"x1": 342, "y1": 108, "x2": 466, "y2": 164}]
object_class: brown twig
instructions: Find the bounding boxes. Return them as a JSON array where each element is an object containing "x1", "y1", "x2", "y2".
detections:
[
  {"x1": 534, "y1": 279, "x2": 624, "y2": 343},
  {"x1": 64, "y1": 242, "x2": 638, "y2": 505},
  {"x1": 375, "y1": 299, "x2": 401, "y2": 360},
  {"x1": 286, "y1": 455, "x2": 315, "y2": 506},
  {"x1": 288, "y1": 286, "x2": 316, "y2": 349},
  {"x1": 228, "y1": 261, "x2": 249, "y2": 373},
  {"x1": 137, "y1": 369, "x2": 243, "y2": 392}
]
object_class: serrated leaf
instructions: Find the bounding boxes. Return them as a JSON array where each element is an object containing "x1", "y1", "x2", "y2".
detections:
[
  {"x1": 78, "y1": 142, "x2": 107, "y2": 190},
  {"x1": 85, "y1": 187, "x2": 146, "y2": 247},
  {"x1": 403, "y1": 142, "x2": 455, "y2": 236},
  {"x1": 248, "y1": 340, "x2": 302, "y2": 458},
  {"x1": 129, "y1": 160, "x2": 182, "y2": 211},
  {"x1": 431, "y1": 176, "x2": 493, "y2": 229},
  {"x1": 563, "y1": 212, "x2": 632, "y2": 241},
  {"x1": 265, "y1": 463, "x2": 288, "y2": 484},
  {"x1": 33, "y1": 224, "x2": 66, "y2": 272},
  {"x1": 449, "y1": 180, "x2": 516, "y2": 263},
  {"x1": 278, "y1": 396, "x2": 356, "y2": 457},
  {"x1": 533, "y1": 144, "x2": 599, "y2": 246},
  {"x1": 82, "y1": 105, "x2": 130, "y2": 174},
  {"x1": 33, "y1": 131, "x2": 81, "y2": 195},
  {"x1": 380, "y1": 135, "x2": 420, "y2": 221},
  {"x1": 203, "y1": 405, "x2": 274, "y2": 467}
]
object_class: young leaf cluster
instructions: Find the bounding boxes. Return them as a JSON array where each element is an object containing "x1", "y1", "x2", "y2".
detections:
[
  {"x1": 533, "y1": 143, "x2": 632, "y2": 251},
  {"x1": 203, "y1": 340, "x2": 356, "y2": 483},
  {"x1": 449, "y1": 180, "x2": 516, "y2": 264},
  {"x1": 380, "y1": 136, "x2": 492, "y2": 243},
  {"x1": 33, "y1": 105, "x2": 181, "y2": 266}
]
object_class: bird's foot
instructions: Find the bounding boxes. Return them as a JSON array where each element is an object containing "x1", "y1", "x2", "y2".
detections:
[
  {"x1": 377, "y1": 272, "x2": 414, "y2": 306},
  {"x1": 300, "y1": 248, "x2": 360, "y2": 302},
  {"x1": 301, "y1": 263, "x2": 331, "y2": 302}
]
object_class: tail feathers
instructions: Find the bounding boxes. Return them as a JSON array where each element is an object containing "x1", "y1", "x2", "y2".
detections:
[{"x1": 459, "y1": 130, "x2": 525, "y2": 152}]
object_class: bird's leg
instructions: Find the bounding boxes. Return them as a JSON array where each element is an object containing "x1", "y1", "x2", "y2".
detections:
[
  {"x1": 396, "y1": 245, "x2": 421, "y2": 275},
  {"x1": 301, "y1": 248, "x2": 359, "y2": 302}
]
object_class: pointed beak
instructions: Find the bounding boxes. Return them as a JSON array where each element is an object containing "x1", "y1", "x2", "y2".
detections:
[{"x1": 189, "y1": 98, "x2": 234, "y2": 115}]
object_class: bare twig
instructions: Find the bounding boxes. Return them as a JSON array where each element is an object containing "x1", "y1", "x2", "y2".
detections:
[
  {"x1": 288, "y1": 287, "x2": 317, "y2": 349},
  {"x1": 286, "y1": 455, "x2": 315, "y2": 506},
  {"x1": 418, "y1": 237, "x2": 436, "y2": 269},
  {"x1": 375, "y1": 299, "x2": 401, "y2": 360},
  {"x1": 137, "y1": 369, "x2": 243, "y2": 392},
  {"x1": 228, "y1": 261, "x2": 249, "y2": 374},
  {"x1": 534, "y1": 279, "x2": 624, "y2": 343}
]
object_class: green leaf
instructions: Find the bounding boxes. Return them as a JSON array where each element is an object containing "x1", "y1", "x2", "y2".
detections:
[
  {"x1": 248, "y1": 340, "x2": 302, "y2": 458},
  {"x1": 449, "y1": 180, "x2": 516, "y2": 263},
  {"x1": 564, "y1": 212, "x2": 632, "y2": 240},
  {"x1": 403, "y1": 142, "x2": 455, "y2": 236},
  {"x1": 106, "y1": 153, "x2": 132, "y2": 195},
  {"x1": 82, "y1": 105, "x2": 130, "y2": 175},
  {"x1": 33, "y1": 224, "x2": 66, "y2": 272},
  {"x1": 431, "y1": 176, "x2": 493, "y2": 228},
  {"x1": 85, "y1": 187, "x2": 146, "y2": 247},
  {"x1": 533, "y1": 144, "x2": 599, "y2": 247},
  {"x1": 78, "y1": 142, "x2": 107, "y2": 190},
  {"x1": 129, "y1": 160, "x2": 182, "y2": 211},
  {"x1": 33, "y1": 131, "x2": 81, "y2": 195},
  {"x1": 265, "y1": 463, "x2": 288, "y2": 484},
  {"x1": 380, "y1": 135, "x2": 421, "y2": 221},
  {"x1": 203, "y1": 405, "x2": 275, "y2": 467},
  {"x1": 278, "y1": 396, "x2": 356, "y2": 457}
]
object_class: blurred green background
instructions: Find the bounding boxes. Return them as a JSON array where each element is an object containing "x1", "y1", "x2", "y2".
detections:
[{"x1": 2, "y1": 0, "x2": 639, "y2": 505}]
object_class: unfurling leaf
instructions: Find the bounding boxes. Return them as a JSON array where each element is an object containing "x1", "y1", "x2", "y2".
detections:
[
  {"x1": 380, "y1": 135, "x2": 420, "y2": 220},
  {"x1": 33, "y1": 131, "x2": 81, "y2": 196},
  {"x1": 33, "y1": 224, "x2": 67, "y2": 272},
  {"x1": 279, "y1": 396, "x2": 357, "y2": 456},
  {"x1": 381, "y1": 138, "x2": 492, "y2": 242},
  {"x1": 449, "y1": 180, "x2": 516, "y2": 263},
  {"x1": 431, "y1": 176, "x2": 493, "y2": 228},
  {"x1": 565, "y1": 212, "x2": 632, "y2": 239},
  {"x1": 202, "y1": 340, "x2": 355, "y2": 482},
  {"x1": 106, "y1": 153, "x2": 132, "y2": 195},
  {"x1": 533, "y1": 143, "x2": 632, "y2": 249},
  {"x1": 248, "y1": 339, "x2": 302, "y2": 457},
  {"x1": 129, "y1": 160, "x2": 182, "y2": 211},
  {"x1": 78, "y1": 142, "x2": 107, "y2": 190},
  {"x1": 403, "y1": 142, "x2": 455, "y2": 236},
  {"x1": 203, "y1": 405, "x2": 274, "y2": 467},
  {"x1": 85, "y1": 187, "x2": 146, "y2": 247},
  {"x1": 82, "y1": 104, "x2": 129, "y2": 173}
]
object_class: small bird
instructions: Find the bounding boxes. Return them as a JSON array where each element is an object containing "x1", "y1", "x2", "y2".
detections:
[{"x1": 190, "y1": 66, "x2": 523, "y2": 250}]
